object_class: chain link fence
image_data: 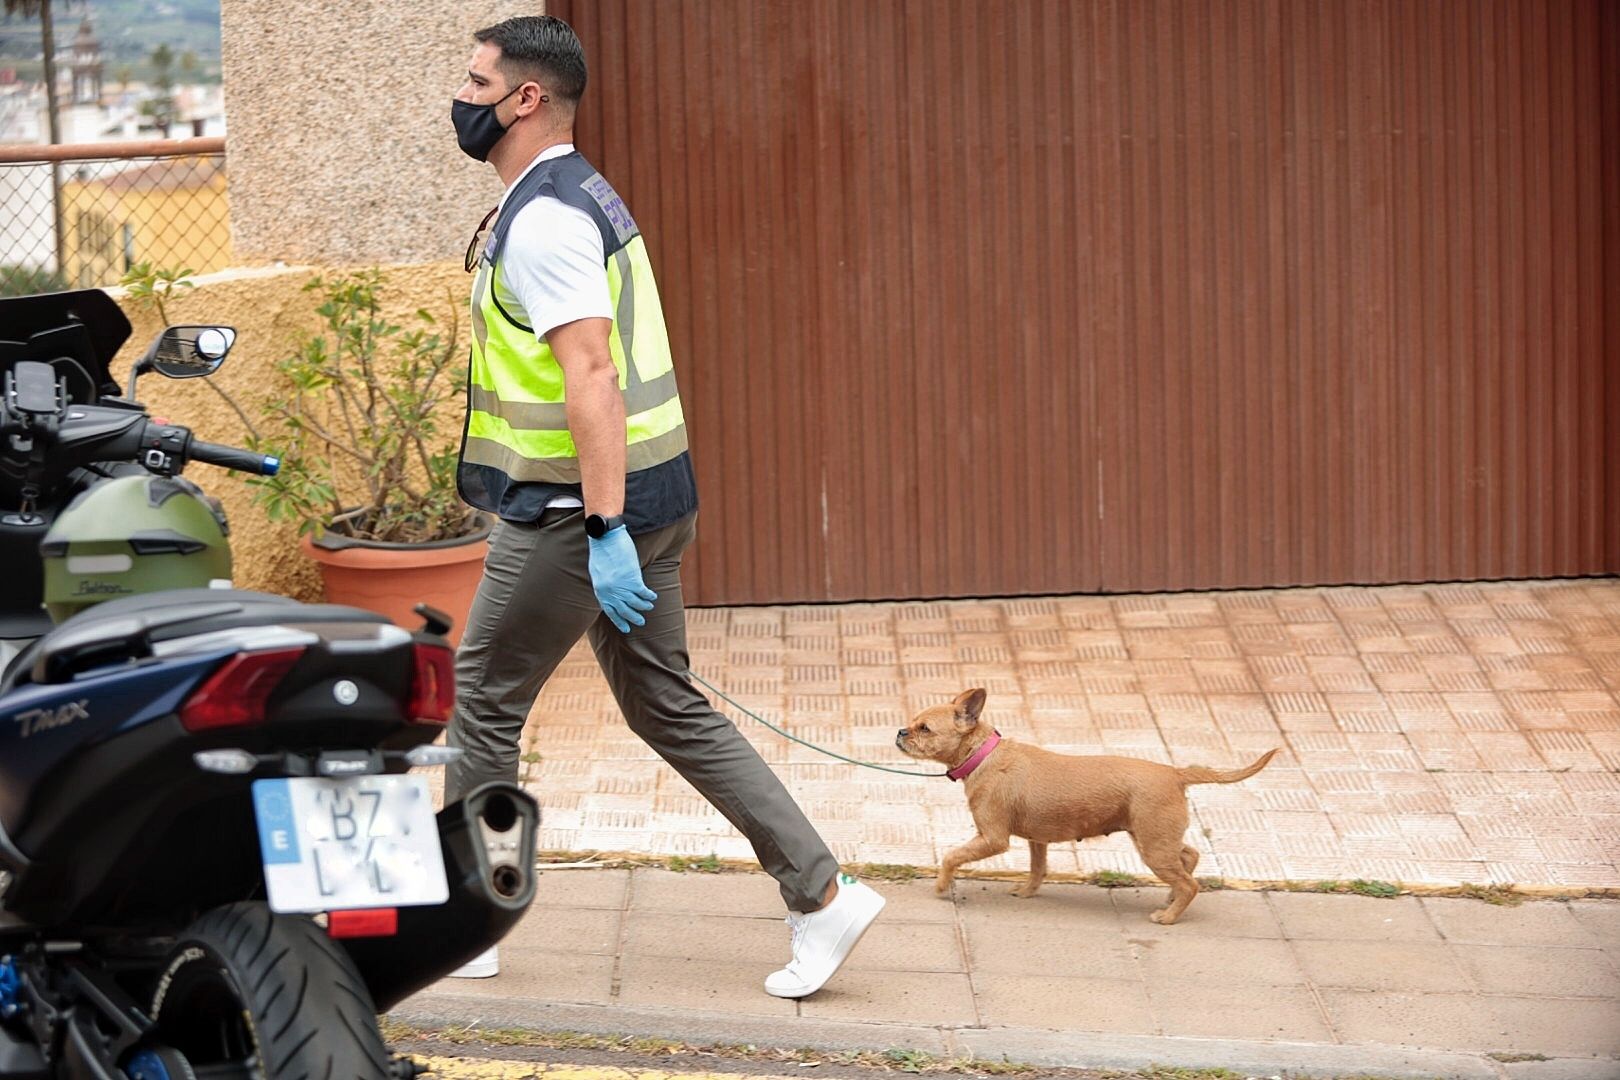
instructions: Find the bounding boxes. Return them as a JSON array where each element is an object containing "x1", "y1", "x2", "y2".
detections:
[{"x1": 0, "y1": 138, "x2": 230, "y2": 297}]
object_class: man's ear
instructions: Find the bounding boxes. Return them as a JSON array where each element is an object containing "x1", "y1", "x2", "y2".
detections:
[
  {"x1": 515, "y1": 81, "x2": 548, "y2": 117},
  {"x1": 953, "y1": 688, "x2": 987, "y2": 729}
]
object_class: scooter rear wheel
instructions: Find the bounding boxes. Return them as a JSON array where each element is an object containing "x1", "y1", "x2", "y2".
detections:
[{"x1": 150, "y1": 902, "x2": 391, "y2": 1080}]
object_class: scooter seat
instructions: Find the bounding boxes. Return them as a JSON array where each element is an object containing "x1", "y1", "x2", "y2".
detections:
[{"x1": 3, "y1": 589, "x2": 398, "y2": 690}]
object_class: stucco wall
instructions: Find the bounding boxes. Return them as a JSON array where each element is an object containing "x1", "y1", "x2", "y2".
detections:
[
  {"x1": 220, "y1": 1, "x2": 538, "y2": 265},
  {"x1": 115, "y1": 260, "x2": 471, "y2": 601}
]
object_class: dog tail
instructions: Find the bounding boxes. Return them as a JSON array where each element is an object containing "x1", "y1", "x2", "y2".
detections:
[{"x1": 1176, "y1": 748, "x2": 1279, "y2": 786}]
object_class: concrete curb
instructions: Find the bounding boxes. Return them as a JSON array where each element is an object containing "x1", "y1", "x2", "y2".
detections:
[
  {"x1": 390, "y1": 994, "x2": 950, "y2": 1058},
  {"x1": 390, "y1": 992, "x2": 1617, "y2": 1080}
]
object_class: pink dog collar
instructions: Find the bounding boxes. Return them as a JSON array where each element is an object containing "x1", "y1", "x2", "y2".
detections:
[{"x1": 946, "y1": 731, "x2": 1002, "y2": 782}]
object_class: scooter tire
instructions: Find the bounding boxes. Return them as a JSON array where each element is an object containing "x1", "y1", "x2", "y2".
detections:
[{"x1": 150, "y1": 902, "x2": 391, "y2": 1080}]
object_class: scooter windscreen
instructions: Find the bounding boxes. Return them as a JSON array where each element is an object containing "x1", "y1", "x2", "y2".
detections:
[{"x1": 0, "y1": 288, "x2": 131, "y2": 401}]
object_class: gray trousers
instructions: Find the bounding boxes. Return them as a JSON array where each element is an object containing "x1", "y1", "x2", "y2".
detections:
[{"x1": 446, "y1": 509, "x2": 838, "y2": 912}]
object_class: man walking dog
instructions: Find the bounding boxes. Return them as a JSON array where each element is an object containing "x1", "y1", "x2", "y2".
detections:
[{"x1": 444, "y1": 15, "x2": 882, "y2": 997}]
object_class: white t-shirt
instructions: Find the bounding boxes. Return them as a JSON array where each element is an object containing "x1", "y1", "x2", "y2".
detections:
[
  {"x1": 490, "y1": 144, "x2": 612, "y2": 509},
  {"x1": 491, "y1": 143, "x2": 613, "y2": 340}
]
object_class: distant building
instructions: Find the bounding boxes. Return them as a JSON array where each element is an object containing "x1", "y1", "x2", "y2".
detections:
[
  {"x1": 69, "y1": 16, "x2": 100, "y2": 106},
  {"x1": 0, "y1": 8, "x2": 225, "y2": 144},
  {"x1": 59, "y1": 154, "x2": 231, "y2": 285}
]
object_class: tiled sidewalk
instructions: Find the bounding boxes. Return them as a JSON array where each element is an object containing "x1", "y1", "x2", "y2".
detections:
[
  {"x1": 407, "y1": 869, "x2": 1620, "y2": 1070},
  {"x1": 512, "y1": 580, "x2": 1620, "y2": 889}
]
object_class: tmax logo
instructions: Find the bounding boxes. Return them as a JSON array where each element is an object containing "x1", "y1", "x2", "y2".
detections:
[{"x1": 11, "y1": 700, "x2": 90, "y2": 738}]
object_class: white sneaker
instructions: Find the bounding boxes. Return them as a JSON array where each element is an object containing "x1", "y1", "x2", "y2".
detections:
[
  {"x1": 447, "y1": 946, "x2": 498, "y2": 979},
  {"x1": 764, "y1": 874, "x2": 885, "y2": 999}
]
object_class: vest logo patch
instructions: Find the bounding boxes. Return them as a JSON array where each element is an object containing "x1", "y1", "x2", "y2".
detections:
[{"x1": 580, "y1": 173, "x2": 638, "y2": 246}]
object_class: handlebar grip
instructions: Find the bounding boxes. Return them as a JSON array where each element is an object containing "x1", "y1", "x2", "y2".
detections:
[{"x1": 189, "y1": 439, "x2": 281, "y2": 476}]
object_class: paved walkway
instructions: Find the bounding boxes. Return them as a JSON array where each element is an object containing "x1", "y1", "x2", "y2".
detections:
[
  {"x1": 405, "y1": 579, "x2": 1620, "y2": 1076},
  {"x1": 505, "y1": 580, "x2": 1620, "y2": 889},
  {"x1": 399, "y1": 868, "x2": 1620, "y2": 1078}
]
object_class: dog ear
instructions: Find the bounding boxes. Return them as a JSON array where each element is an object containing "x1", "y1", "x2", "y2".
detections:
[{"x1": 953, "y1": 688, "x2": 987, "y2": 728}]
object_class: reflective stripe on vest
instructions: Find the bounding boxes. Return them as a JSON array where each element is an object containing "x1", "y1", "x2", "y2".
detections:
[{"x1": 465, "y1": 215, "x2": 687, "y2": 486}]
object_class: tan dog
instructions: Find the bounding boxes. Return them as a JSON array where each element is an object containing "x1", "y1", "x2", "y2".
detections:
[{"x1": 897, "y1": 688, "x2": 1278, "y2": 924}]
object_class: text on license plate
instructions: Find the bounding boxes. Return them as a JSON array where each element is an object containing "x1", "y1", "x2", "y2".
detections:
[{"x1": 251, "y1": 775, "x2": 448, "y2": 914}]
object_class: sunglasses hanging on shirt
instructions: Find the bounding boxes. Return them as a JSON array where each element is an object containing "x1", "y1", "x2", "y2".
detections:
[{"x1": 464, "y1": 204, "x2": 499, "y2": 273}]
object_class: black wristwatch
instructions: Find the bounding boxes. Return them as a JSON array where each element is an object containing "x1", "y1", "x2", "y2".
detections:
[{"x1": 584, "y1": 513, "x2": 624, "y2": 539}]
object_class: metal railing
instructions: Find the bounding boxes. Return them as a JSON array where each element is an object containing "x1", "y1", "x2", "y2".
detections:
[{"x1": 0, "y1": 137, "x2": 229, "y2": 297}]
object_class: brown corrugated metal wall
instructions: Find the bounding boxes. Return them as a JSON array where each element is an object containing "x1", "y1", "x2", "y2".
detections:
[
  {"x1": 1604, "y1": 0, "x2": 1620, "y2": 592},
  {"x1": 549, "y1": 0, "x2": 1618, "y2": 607}
]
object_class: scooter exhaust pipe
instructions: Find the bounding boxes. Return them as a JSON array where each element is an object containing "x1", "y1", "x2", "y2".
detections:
[{"x1": 341, "y1": 781, "x2": 539, "y2": 1011}]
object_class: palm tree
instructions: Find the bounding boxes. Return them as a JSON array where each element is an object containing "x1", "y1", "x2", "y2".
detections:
[
  {"x1": 4, "y1": 0, "x2": 65, "y2": 274},
  {"x1": 3, "y1": 0, "x2": 60, "y2": 145},
  {"x1": 143, "y1": 43, "x2": 177, "y2": 134}
]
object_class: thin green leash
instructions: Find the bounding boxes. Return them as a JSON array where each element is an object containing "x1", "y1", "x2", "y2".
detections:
[{"x1": 686, "y1": 670, "x2": 949, "y2": 778}]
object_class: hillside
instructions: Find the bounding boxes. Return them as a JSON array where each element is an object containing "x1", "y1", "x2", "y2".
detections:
[{"x1": 0, "y1": 0, "x2": 220, "y2": 68}]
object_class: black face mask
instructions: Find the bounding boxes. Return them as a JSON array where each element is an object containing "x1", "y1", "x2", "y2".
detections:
[{"x1": 452, "y1": 84, "x2": 524, "y2": 162}]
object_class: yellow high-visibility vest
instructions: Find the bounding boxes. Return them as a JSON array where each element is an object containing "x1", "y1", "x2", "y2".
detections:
[{"x1": 458, "y1": 152, "x2": 694, "y2": 527}]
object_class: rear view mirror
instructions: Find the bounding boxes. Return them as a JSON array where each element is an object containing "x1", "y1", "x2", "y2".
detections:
[{"x1": 150, "y1": 326, "x2": 235, "y2": 379}]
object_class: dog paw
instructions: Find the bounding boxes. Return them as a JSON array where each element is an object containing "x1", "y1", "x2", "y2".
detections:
[
  {"x1": 1010, "y1": 886, "x2": 1038, "y2": 899},
  {"x1": 1149, "y1": 909, "x2": 1178, "y2": 925},
  {"x1": 934, "y1": 876, "x2": 953, "y2": 896}
]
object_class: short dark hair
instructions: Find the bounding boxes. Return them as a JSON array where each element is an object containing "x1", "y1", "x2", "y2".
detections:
[{"x1": 474, "y1": 15, "x2": 587, "y2": 104}]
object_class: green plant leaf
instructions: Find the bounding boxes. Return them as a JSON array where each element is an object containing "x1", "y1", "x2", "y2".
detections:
[{"x1": 247, "y1": 269, "x2": 472, "y2": 544}]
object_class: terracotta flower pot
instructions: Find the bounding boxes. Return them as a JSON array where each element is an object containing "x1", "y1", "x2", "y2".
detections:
[{"x1": 300, "y1": 521, "x2": 491, "y2": 647}]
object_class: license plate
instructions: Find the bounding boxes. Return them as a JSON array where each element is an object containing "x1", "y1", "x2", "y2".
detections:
[{"x1": 251, "y1": 775, "x2": 448, "y2": 914}]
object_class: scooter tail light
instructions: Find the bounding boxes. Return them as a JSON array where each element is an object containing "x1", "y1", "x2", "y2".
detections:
[
  {"x1": 327, "y1": 908, "x2": 397, "y2": 938},
  {"x1": 179, "y1": 648, "x2": 306, "y2": 732},
  {"x1": 408, "y1": 643, "x2": 455, "y2": 724}
]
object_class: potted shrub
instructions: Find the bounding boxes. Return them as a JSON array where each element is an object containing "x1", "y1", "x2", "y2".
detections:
[{"x1": 248, "y1": 269, "x2": 488, "y2": 643}]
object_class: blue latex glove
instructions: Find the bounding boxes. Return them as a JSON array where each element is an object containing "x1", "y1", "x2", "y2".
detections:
[{"x1": 587, "y1": 525, "x2": 657, "y2": 633}]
